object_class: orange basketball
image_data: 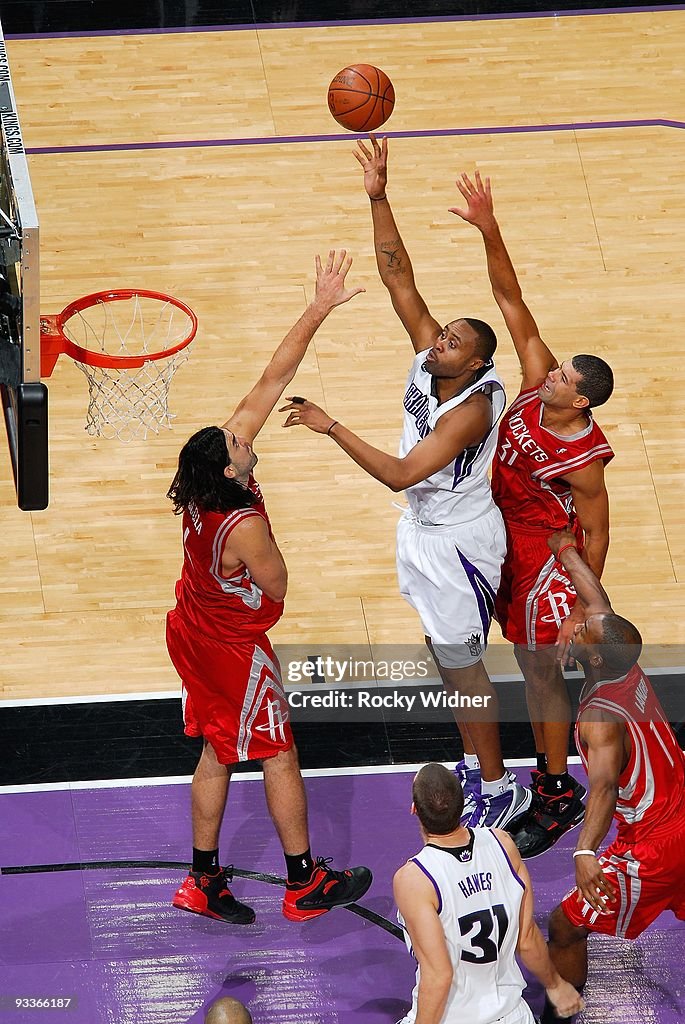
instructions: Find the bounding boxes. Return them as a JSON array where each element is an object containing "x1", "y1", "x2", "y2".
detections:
[{"x1": 327, "y1": 64, "x2": 395, "y2": 133}]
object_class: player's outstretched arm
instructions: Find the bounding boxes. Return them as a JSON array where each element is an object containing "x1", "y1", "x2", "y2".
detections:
[
  {"x1": 393, "y1": 863, "x2": 453, "y2": 1024},
  {"x1": 548, "y1": 530, "x2": 612, "y2": 616},
  {"x1": 280, "y1": 394, "x2": 490, "y2": 492},
  {"x1": 450, "y1": 171, "x2": 557, "y2": 390},
  {"x1": 353, "y1": 135, "x2": 441, "y2": 353},
  {"x1": 223, "y1": 250, "x2": 364, "y2": 444},
  {"x1": 572, "y1": 718, "x2": 622, "y2": 912},
  {"x1": 494, "y1": 831, "x2": 585, "y2": 1019}
]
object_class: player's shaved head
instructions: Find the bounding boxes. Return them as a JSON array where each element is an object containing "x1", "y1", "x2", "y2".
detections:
[
  {"x1": 596, "y1": 612, "x2": 643, "y2": 675},
  {"x1": 205, "y1": 996, "x2": 253, "y2": 1024},
  {"x1": 413, "y1": 762, "x2": 464, "y2": 834}
]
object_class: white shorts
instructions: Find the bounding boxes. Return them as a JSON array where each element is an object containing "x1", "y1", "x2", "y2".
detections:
[
  {"x1": 396, "y1": 505, "x2": 506, "y2": 668},
  {"x1": 396, "y1": 995, "x2": 535, "y2": 1024}
]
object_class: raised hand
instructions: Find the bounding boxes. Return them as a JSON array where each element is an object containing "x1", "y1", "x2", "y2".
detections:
[
  {"x1": 313, "y1": 249, "x2": 365, "y2": 312},
  {"x1": 352, "y1": 134, "x2": 388, "y2": 199},
  {"x1": 547, "y1": 529, "x2": 578, "y2": 558},
  {"x1": 449, "y1": 170, "x2": 496, "y2": 232},
  {"x1": 279, "y1": 397, "x2": 336, "y2": 435}
]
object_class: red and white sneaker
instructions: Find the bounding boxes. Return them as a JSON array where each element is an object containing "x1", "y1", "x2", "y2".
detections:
[
  {"x1": 282, "y1": 857, "x2": 372, "y2": 922},
  {"x1": 172, "y1": 866, "x2": 255, "y2": 925}
]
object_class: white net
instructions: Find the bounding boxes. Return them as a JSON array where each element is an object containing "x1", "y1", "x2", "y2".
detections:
[{"x1": 62, "y1": 292, "x2": 193, "y2": 442}]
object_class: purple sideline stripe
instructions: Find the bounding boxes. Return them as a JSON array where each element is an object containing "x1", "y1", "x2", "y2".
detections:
[
  {"x1": 6, "y1": 6, "x2": 685, "y2": 41},
  {"x1": 25, "y1": 118, "x2": 685, "y2": 158}
]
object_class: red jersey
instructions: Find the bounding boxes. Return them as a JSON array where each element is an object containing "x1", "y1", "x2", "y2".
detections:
[
  {"x1": 172, "y1": 477, "x2": 284, "y2": 642},
  {"x1": 575, "y1": 664, "x2": 685, "y2": 843},
  {"x1": 492, "y1": 388, "x2": 614, "y2": 529}
]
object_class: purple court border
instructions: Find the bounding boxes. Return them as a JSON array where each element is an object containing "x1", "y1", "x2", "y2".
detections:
[
  {"x1": 5, "y1": 4, "x2": 685, "y2": 39},
  {"x1": 25, "y1": 119, "x2": 685, "y2": 157}
]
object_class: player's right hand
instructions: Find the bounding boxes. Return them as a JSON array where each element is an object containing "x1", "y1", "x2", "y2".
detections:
[
  {"x1": 575, "y1": 853, "x2": 618, "y2": 915},
  {"x1": 353, "y1": 135, "x2": 388, "y2": 199},
  {"x1": 546, "y1": 979, "x2": 585, "y2": 1018}
]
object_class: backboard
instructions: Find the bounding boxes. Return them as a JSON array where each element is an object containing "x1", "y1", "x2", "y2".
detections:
[{"x1": 0, "y1": 18, "x2": 47, "y2": 510}]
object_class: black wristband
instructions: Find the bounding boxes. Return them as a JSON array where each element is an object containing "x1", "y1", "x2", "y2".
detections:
[{"x1": 326, "y1": 420, "x2": 339, "y2": 436}]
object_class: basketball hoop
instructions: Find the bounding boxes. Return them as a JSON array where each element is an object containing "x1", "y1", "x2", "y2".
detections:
[{"x1": 40, "y1": 289, "x2": 198, "y2": 442}]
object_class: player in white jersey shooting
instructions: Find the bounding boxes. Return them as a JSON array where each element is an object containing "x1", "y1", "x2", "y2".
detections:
[
  {"x1": 281, "y1": 135, "x2": 531, "y2": 831},
  {"x1": 394, "y1": 763, "x2": 583, "y2": 1024}
]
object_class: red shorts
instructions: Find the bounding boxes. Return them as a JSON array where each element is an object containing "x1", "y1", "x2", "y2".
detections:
[
  {"x1": 495, "y1": 521, "x2": 582, "y2": 648},
  {"x1": 166, "y1": 610, "x2": 293, "y2": 765},
  {"x1": 561, "y1": 827, "x2": 685, "y2": 939}
]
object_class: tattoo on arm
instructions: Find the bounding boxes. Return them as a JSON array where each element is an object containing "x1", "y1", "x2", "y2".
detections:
[{"x1": 380, "y1": 244, "x2": 402, "y2": 269}]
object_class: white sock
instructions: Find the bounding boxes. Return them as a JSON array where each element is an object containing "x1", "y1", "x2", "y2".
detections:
[
  {"x1": 481, "y1": 772, "x2": 508, "y2": 797},
  {"x1": 464, "y1": 753, "x2": 480, "y2": 770}
]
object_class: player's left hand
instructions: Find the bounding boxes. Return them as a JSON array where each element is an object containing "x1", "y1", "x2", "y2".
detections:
[
  {"x1": 575, "y1": 853, "x2": 618, "y2": 915},
  {"x1": 280, "y1": 398, "x2": 336, "y2": 434},
  {"x1": 555, "y1": 604, "x2": 583, "y2": 669},
  {"x1": 546, "y1": 979, "x2": 585, "y2": 1019},
  {"x1": 547, "y1": 528, "x2": 577, "y2": 557},
  {"x1": 449, "y1": 170, "x2": 496, "y2": 231}
]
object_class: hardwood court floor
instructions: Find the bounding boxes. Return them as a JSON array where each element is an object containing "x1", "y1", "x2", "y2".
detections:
[{"x1": 2, "y1": 8, "x2": 685, "y2": 698}]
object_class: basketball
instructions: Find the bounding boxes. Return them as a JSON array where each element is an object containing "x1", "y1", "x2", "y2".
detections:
[{"x1": 327, "y1": 64, "x2": 395, "y2": 133}]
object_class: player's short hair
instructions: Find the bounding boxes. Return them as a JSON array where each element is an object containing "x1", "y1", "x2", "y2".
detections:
[
  {"x1": 205, "y1": 997, "x2": 253, "y2": 1024},
  {"x1": 596, "y1": 613, "x2": 643, "y2": 675},
  {"x1": 571, "y1": 354, "x2": 614, "y2": 408},
  {"x1": 464, "y1": 317, "x2": 498, "y2": 362},
  {"x1": 167, "y1": 425, "x2": 258, "y2": 515},
  {"x1": 412, "y1": 762, "x2": 464, "y2": 834}
]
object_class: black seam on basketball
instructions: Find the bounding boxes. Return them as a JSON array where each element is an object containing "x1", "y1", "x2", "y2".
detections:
[
  {"x1": 347, "y1": 67, "x2": 374, "y2": 90},
  {"x1": 330, "y1": 94, "x2": 378, "y2": 116},
  {"x1": 359, "y1": 95, "x2": 383, "y2": 132}
]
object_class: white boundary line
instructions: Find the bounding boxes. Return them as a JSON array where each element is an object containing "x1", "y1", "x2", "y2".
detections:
[{"x1": 0, "y1": 757, "x2": 583, "y2": 795}]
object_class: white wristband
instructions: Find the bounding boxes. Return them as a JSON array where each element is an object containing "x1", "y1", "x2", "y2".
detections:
[{"x1": 573, "y1": 849, "x2": 596, "y2": 858}]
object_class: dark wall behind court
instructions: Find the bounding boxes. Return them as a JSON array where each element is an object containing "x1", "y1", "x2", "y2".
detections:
[{"x1": 2, "y1": 0, "x2": 682, "y2": 35}]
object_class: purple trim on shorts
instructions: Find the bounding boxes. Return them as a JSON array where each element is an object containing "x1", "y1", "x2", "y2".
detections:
[
  {"x1": 491, "y1": 831, "x2": 527, "y2": 891},
  {"x1": 410, "y1": 857, "x2": 443, "y2": 915},
  {"x1": 6, "y1": 7, "x2": 685, "y2": 41},
  {"x1": 455, "y1": 547, "x2": 496, "y2": 643},
  {"x1": 25, "y1": 119, "x2": 685, "y2": 158}
]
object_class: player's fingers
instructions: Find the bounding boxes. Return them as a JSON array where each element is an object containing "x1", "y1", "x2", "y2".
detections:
[
  {"x1": 380, "y1": 135, "x2": 388, "y2": 157},
  {"x1": 448, "y1": 207, "x2": 468, "y2": 220},
  {"x1": 598, "y1": 876, "x2": 618, "y2": 900},
  {"x1": 485, "y1": 176, "x2": 492, "y2": 200},
  {"x1": 460, "y1": 172, "x2": 475, "y2": 193},
  {"x1": 455, "y1": 179, "x2": 471, "y2": 199},
  {"x1": 325, "y1": 249, "x2": 335, "y2": 271},
  {"x1": 333, "y1": 249, "x2": 347, "y2": 273},
  {"x1": 355, "y1": 139, "x2": 372, "y2": 160},
  {"x1": 314, "y1": 253, "x2": 323, "y2": 275},
  {"x1": 475, "y1": 168, "x2": 484, "y2": 191}
]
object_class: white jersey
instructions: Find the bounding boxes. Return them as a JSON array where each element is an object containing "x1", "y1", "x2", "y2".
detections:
[
  {"x1": 400, "y1": 353, "x2": 506, "y2": 526},
  {"x1": 397, "y1": 829, "x2": 529, "y2": 1024}
]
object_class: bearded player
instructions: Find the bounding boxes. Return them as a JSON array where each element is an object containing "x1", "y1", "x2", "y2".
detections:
[{"x1": 166, "y1": 250, "x2": 372, "y2": 925}]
